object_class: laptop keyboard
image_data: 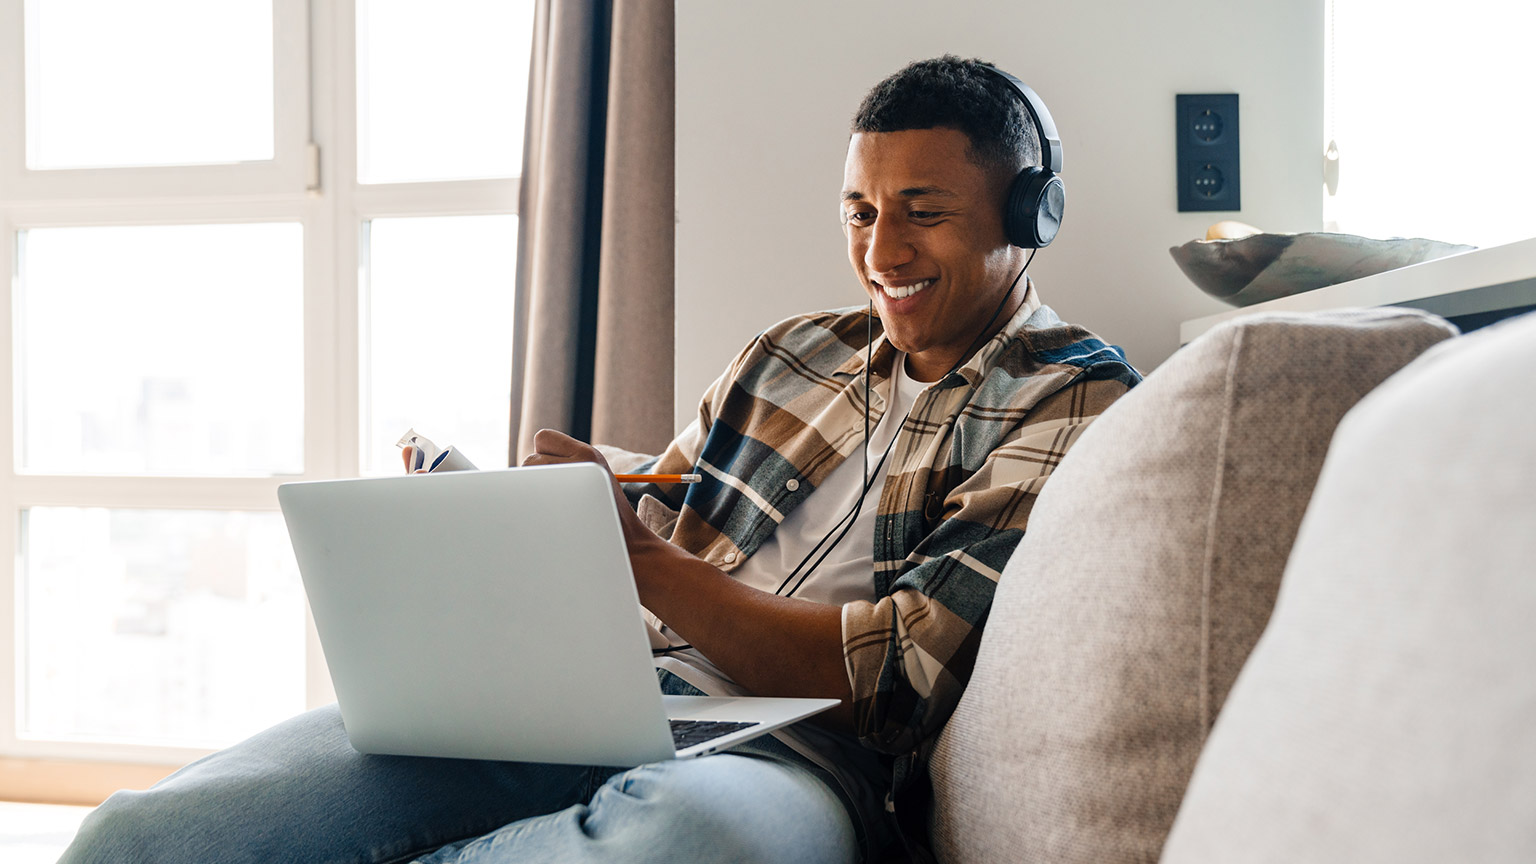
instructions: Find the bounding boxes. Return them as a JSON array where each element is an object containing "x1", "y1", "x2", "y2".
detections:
[{"x1": 670, "y1": 718, "x2": 759, "y2": 750}]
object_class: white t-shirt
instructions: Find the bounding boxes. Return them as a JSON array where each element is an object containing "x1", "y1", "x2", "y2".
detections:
[{"x1": 725, "y1": 350, "x2": 922, "y2": 605}]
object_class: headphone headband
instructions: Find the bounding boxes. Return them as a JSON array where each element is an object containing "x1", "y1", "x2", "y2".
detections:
[
  {"x1": 977, "y1": 64, "x2": 1063, "y2": 174},
  {"x1": 974, "y1": 64, "x2": 1066, "y2": 249}
]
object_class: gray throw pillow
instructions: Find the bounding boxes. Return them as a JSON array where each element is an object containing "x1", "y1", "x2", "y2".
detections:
[
  {"x1": 1159, "y1": 311, "x2": 1536, "y2": 863},
  {"x1": 927, "y1": 307, "x2": 1456, "y2": 864}
]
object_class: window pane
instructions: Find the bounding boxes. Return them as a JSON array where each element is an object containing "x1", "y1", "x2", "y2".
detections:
[
  {"x1": 25, "y1": 0, "x2": 275, "y2": 169},
  {"x1": 17, "y1": 224, "x2": 304, "y2": 476},
  {"x1": 362, "y1": 215, "x2": 516, "y2": 475},
  {"x1": 19, "y1": 508, "x2": 305, "y2": 748},
  {"x1": 357, "y1": 0, "x2": 534, "y2": 184},
  {"x1": 1325, "y1": 0, "x2": 1536, "y2": 247}
]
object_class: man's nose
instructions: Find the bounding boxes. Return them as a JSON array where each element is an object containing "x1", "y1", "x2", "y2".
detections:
[{"x1": 863, "y1": 216, "x2": 915, "y2": 274}]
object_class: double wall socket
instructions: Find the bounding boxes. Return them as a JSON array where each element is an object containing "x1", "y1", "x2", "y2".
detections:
[{"x1": 1176, "y1": 93, "x2": 1240, "y2": 212}]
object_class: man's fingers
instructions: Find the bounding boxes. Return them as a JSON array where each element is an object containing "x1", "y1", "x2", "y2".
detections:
[
  {"x1": 524, "y1": 429, "x2": 612, "y2": 474},
  {"x1": 532, "y1": 428, "x2": 581, "y2": 456},
  {"x1": 531, "y1": 428, "x2": 600, "y2": 462}
]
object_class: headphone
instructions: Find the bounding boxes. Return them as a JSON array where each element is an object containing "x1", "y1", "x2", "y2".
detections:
[{"x1": 976, "y1": 65, "x2": 1066, "y2": 249}]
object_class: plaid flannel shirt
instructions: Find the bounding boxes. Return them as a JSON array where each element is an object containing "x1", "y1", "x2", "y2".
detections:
[{"x1": 620, "y1": 283, "x2": 1140, "y2": 755}]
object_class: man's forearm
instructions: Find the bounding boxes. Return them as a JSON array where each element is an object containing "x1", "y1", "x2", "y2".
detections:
[{"x1": 628, "y1": 536, "x2": 856, "y2": 734}]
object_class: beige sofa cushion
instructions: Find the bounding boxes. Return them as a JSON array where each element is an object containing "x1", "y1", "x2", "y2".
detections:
[
  {"x1": 1159, "y1": 312, "x2": 1536, "y2": 862},
  {"x1": 928, "y1": 308, "x2": 1456, "y2": 864}
]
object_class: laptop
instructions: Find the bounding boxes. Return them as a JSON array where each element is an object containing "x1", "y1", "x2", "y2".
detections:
[{"x1": 277, "y1": 462, "x2": 838, "y2": 766}]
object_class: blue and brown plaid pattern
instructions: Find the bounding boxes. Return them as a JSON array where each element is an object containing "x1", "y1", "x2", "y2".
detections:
[{"x1": 621, "y1": 283, "x2": 1140, "y2": 754}]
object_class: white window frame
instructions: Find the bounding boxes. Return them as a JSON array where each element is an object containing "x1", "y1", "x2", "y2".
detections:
[
  {"x1": 0, "y1": 0, "x2": 314, "y2": 200},
  {"x1": 0, "y1": 0, "x2": 522, "y2": 768}
]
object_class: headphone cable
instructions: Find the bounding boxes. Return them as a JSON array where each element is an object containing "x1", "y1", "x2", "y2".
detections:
[
  {"x1": 772, "y1": 299, "x2": 884, "y2": 597},
  {"x1": 775, "y1": 256, "x2": 1033, "y2": 599},
  {"x1": 662, "y1": 259, "x2": 1037, "y2": 652}
]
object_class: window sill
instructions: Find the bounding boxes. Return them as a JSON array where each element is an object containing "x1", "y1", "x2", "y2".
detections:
[{"x1": 0, "y1": 757, "x2": 177, "y2": 807}]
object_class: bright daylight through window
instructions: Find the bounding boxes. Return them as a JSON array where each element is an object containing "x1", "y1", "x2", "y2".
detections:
[
  {"x1": 1, "y1": 0, "x2": 534, "y2": 767},
  {"x1": 1324, "y1": 0, "x2": 1536, "y2": 248}
]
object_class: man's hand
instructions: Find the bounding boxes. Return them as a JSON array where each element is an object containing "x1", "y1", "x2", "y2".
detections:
[
  {"x1": 521, "y1": 429, "x2": 663, "y2": 551},
  {"x1": 525, "y1": 430, "x2": 854, "y2": 733},
  {"x1": 400, "y1": 446, "x2": 428, "y2": 474}
]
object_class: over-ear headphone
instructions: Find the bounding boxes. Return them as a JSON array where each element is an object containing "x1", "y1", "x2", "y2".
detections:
[{"x1": 976, "y1": 65, "x2": 1065, "y2": 249}]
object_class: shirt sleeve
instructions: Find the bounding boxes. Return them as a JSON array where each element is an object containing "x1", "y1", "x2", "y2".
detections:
[
  {"x1": 615, "y1": 334, "x2": 762, "y2": 531},
  {"x1": 840, "y1": 374, "x2": 1132, "y2": 753}
]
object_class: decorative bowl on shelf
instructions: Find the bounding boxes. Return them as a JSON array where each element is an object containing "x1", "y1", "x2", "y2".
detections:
[{"x1": 1170, "y1": 229, "x2": 1476, "y2": 308}]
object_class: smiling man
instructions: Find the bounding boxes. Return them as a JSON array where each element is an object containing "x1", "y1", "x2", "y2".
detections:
[
  {"x1": 842, "y1": 125, "x2": 1027, "y2": 382},
  {"x1": 518, "y1": 55, "x2": 1142, "y2": 860},
  {"x1": 63, "y1": 56, "x2": 1139, "y2": 864}
]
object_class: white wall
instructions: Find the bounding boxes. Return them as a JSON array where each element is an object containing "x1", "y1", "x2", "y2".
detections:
[{"x1": 674, "y1": 0, "x2": 1322, "y2": 429}]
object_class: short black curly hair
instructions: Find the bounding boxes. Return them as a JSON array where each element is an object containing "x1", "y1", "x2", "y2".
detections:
[{"x1": 851, "y1": 55, "x2": 1041, "y2": 180}]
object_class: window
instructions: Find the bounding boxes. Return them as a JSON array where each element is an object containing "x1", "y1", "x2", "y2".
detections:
[
  {"x1": 0, "y1": 0, "x2": 535, "y2": 771},
  {"x1": 1323, "y1": 0, "x2": 1536, "y2": 248}
]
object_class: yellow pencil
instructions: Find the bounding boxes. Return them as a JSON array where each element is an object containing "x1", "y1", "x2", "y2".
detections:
[{"x1": 614, "y1": 473, "x2": 703, "y2": 484}]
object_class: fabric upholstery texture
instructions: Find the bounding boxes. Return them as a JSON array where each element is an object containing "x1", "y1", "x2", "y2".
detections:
[
  {"x1": 926, "y1": 307, "x2": 1457, "y2": 864},
  {"x1": 1159, "y1": 310, "x2": 1536, "y2": 863}
]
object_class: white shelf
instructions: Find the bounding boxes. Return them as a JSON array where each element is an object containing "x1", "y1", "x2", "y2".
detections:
[{"x1": 1179, "y1": 235, "x2": 1536, "y2": 344}]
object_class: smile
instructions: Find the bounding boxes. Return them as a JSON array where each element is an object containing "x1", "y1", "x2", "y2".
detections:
[{"x1": 880, "y1": 279, "x2": 934, "y2": 300}]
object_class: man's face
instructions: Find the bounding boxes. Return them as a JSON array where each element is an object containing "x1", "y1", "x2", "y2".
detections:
[{"x1": 841, "y1": 127, "x2": 1023, "y2": 381}]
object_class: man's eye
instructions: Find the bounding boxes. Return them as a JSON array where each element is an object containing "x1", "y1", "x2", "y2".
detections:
[
  {"x1": 909, "y1": 210, "x2": 944, "y2": 221},
  {"x1": 845, "y1": 210, "x2": 876, "y2": 226}
]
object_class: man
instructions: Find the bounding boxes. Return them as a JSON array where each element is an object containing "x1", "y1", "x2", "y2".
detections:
[{"x1": 62, "y1": 56, "x2": 1138, "y2": 864}]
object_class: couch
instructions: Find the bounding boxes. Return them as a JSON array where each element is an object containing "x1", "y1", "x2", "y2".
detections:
[{"x1": 928, "y1": 306, "x2": 1536, "y2": 863}]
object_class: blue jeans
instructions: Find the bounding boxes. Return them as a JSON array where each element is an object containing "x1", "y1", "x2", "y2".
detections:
[{"x1": 60, "y1": 701, "x2": 861, "y2": 863}]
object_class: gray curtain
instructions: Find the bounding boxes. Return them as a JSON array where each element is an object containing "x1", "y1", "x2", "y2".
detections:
[{"x1": 508, "y1": 0, "x2": 676, "y2": 465}]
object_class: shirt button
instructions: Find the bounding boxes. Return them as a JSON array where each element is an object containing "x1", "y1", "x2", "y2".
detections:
[
  {"x1": 786, "y1": 479, "x2": 800, "y2": 491},
  {"x1": 723, "y1": 551, "x2": 738, "y2": 564}
]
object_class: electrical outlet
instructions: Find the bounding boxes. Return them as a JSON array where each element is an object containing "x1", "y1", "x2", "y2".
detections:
[{"x1": 1177, "y1": 94, "x2": 1240, "y2": 212}]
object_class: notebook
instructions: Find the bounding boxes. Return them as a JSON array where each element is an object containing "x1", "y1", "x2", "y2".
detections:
[{"x1": 277, "y1": 462, "x2": 838, "y2": 766}]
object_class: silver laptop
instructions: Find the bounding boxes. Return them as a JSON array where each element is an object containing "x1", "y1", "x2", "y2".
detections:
[{"x1": 277, "y1": 462, "x2": 837, "y2": 766}]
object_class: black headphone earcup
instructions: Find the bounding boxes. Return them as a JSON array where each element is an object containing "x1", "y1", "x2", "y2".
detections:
[{"x1": 1006, "y1": 167, "x2": 1066, "y2": 249}]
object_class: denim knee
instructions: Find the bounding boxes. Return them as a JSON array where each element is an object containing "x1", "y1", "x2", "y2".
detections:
[
  {"x1": 58, "y1": 787, "x2": 198, "y2": 864},
  {"x1": 579, "y1": 755, "x2": 857, "y2": 864}
]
